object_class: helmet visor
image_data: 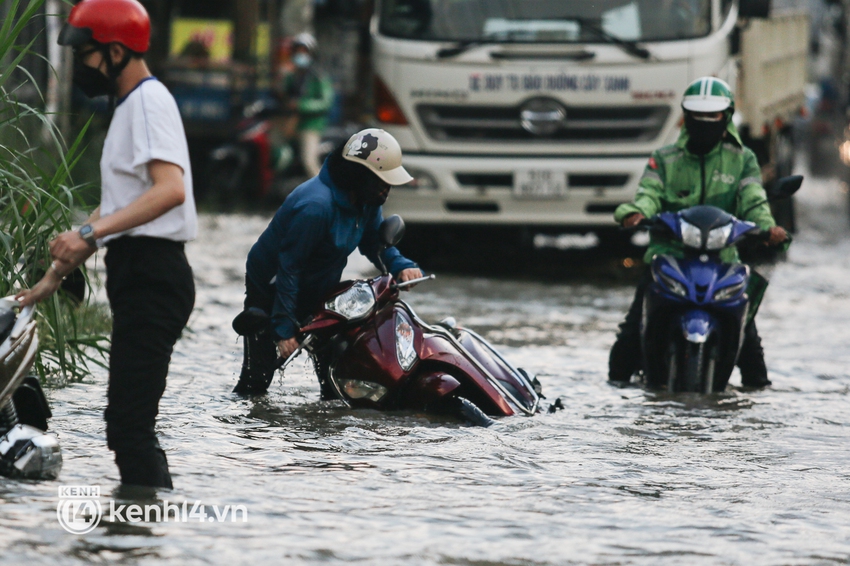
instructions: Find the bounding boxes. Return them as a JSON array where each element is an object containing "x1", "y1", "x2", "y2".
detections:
[
  {"x1": 58, "y1": 23, "x2": 93, "y2": 47},
  {"x1": 682, "y1": 98, "x2": 731, "y2": 113}
]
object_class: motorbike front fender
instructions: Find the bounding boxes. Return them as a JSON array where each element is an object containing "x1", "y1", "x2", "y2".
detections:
[
  {"x1": 419, "y1": 334, "x2": 515, "y2": 416},
  {"x1": 681, "y1": 310, "x2": 716, "y2": 344},
  {"x1": 408, "y1": 372, "x2": 461, "y2": 406}
]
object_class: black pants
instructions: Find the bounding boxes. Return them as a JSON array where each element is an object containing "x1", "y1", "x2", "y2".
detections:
[
  {"x1": 104, "y1": 237, "x2": 194, "y2": 488},
  {"x1": 233, "y1": 277, "x2": 278, "y2": 395},
  {"x1": 608, "y1": 269, "x2": 769, "y2": 386}
]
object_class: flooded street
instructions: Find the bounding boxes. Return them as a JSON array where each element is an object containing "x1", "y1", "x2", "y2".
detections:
[{"x1": 1, "y1": 175, "x2": 849, "y2": 565}]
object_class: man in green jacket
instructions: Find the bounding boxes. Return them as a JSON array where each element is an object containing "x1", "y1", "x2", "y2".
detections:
[
  {"x1": 275, "y1": 32, "x2": 334, "y2": 178},
  {"x1": 609, "y1": 77, "x2": 787, "y2": 387}
]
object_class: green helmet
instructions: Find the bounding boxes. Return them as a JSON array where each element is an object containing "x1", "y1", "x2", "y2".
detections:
[{"x1": 682, "y1": 77, "x2": 734, "y2": 113}]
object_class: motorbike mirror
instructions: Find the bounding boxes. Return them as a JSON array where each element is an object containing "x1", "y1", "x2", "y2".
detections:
[
  {"x1": 769, "y1": 175, "x2": 803, "y2": 200},
  {"x1": 232, "y1": 307, "x2": 270, "y2": 336},
  {"x1": 379, "y1": 215, "x2": 406, "y2": 248}
]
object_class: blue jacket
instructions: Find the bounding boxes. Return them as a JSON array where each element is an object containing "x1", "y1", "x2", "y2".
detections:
[{"x1": 246, "y1": 163, "x2": 418, "y2": 340}]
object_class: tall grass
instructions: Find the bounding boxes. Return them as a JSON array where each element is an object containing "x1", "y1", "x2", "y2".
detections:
[{"x1": 0, "y1": 0, "x2": 109, "y2": 381}]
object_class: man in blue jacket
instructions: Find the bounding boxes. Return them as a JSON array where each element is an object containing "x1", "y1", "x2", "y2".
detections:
[{"x1": 234, "y1": 128, "x2": 422, "y2": 394}]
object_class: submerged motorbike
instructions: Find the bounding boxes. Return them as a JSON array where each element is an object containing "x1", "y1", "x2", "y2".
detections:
[
  {"x1": 234, "y1": 216, "x2": 542, "y2": 425},
  {"x1": 0, "y1": 297, "x2": 62, "y2": 479},
  {"x1": 636, "y1": 175, "x2": 802, "y2": 393}
]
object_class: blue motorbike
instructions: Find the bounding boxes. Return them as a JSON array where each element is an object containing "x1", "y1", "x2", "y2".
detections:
[{"x1": 638, "y1": 175, "x2": 802, "y2": 393}]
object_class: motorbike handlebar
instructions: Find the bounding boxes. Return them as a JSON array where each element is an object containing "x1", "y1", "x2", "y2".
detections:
[
  {"x1": 392, "y1": 274, "x2": 436, "y2": 290},
  {"x1": 273, "y1": 334, "x2": 316, "y2": 372}
]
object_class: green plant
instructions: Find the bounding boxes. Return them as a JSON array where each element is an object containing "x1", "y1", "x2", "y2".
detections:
[{"x1": 0, "y1": 0, "x2": 109, "y2": 381}]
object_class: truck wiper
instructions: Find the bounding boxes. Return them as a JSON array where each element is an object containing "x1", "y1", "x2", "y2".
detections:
[
  {"x1": 568, "y1": 17, "x2": 651, "y2": 60},
  {"x1": 436, "y1": 40, "x2": 487, "y2": 59},
  {"x1": 436, "y1": 20, "x2": 651, "y2": 60}
]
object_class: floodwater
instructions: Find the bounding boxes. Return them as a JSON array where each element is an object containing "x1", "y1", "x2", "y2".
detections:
[{"x1": 1, "y1": 175, "x2": 849, "y2": 565}]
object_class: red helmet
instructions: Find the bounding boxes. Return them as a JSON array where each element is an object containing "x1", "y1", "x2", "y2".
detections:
[{"x1": 58, "y1": 0, "x2": 150, "y2": 53}]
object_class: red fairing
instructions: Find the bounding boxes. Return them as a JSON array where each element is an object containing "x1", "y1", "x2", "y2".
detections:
[
  {"x1": 331, "y1": 304, "x2": 410, "y2": 408},
  {"x1": 418, "y1": 334, "x2": 516, "y2": 416}
]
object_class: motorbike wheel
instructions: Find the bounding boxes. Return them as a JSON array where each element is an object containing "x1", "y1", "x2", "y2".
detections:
[
  {"x1": 456, "y1": 397, "x2": 494, "y2": 427},
  {"x1": 665, "y1": 341, "x2": 678, "y2": 392},
  {"x1": 682, "y1": 341, "x2": 706, "y2": 393},
  {"x1": 439, "y1": 396, "x2": 494, "y2": 427},
  {"x1": 703, "y1": 343, "x2": 719, "y2": 394}
]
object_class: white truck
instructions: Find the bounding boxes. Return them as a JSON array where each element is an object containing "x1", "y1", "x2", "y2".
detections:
[{"x1": 372, "y1": 0, "x2": 809, "y2": 256}]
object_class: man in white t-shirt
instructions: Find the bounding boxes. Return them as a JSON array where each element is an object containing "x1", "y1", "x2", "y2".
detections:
[{"x1": 17, "y1": 0, "x2": 196, "y2": 489}]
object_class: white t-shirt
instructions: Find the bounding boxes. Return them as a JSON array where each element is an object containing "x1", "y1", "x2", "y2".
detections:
[{"x1": 100, "y1": 77, "x2": 197, "y2": 243}]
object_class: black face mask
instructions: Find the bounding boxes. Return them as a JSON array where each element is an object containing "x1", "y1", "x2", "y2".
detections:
[
  {"x1": 359, "y1": 176, "x2": 391, "y2": 206},
  {"x1": 685, "y1": 113, "x2": 728, "y2": 155},
  {"x1": 73, "y1": 58, "x2": 113, "y2": 98}
]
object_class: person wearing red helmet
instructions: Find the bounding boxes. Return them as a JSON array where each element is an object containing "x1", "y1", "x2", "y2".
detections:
[{"x1": 17, "y1": 0, "x2": 197, "y2": 489}]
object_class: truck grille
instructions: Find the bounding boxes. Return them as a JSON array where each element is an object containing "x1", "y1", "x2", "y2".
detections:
[{"x1": 417, "y1": 104, "x2": 670, "y2": 143}]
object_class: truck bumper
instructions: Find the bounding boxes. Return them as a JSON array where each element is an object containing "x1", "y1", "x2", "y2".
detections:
[{"x1": 383, "y1": 153, "x2": 649, "y2": 227}]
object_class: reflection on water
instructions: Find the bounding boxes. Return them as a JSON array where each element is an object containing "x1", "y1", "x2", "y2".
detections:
[{"x1": 1, "y1": 177, "x2": 849, "y2": 565}]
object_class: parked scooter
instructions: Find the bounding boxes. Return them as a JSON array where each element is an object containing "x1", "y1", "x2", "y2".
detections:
[
  {"x1": 636, "y1": 176, "x2": 803, "y2": 393},
  {"x1": 207, "y1": 100, "x2": 358, "y2": 205},
  {"x1": 233, "y1": 216, "x2": 542, "y2": 425},
  {"x1": 0, "y1": 297, "x2": 62, "y2": 479}
]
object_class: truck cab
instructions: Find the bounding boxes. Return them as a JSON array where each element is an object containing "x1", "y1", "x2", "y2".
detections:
[{"x1": 372, "y1": 0, "x2": 806, "y2": 250}]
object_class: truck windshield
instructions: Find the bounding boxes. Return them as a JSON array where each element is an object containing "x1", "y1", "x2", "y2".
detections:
[{"x1": 379, "y1": 0, "x2": 711, "y2": 43}]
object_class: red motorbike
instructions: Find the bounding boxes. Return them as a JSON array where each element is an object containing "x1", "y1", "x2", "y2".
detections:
[{"x1": 234, "y1": 216, "x2": 542, "y2": 425}]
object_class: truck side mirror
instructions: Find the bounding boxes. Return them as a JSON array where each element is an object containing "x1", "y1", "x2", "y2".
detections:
[
  {"x1": 739, "y1": 0, "x2": 771, "y2": 18},
  {"x1": 379, "y1": 215, "x2": 406, "y2": 248}
]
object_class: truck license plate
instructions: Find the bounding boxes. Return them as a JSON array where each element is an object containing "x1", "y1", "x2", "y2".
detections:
[{"x1": 513, "y1": 170, "x2": 567, "y2": 199}]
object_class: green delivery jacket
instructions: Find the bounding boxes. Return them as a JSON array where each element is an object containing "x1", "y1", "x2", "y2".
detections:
[
  {"x1": 614, "y1": 121, "x2": 777, "y2": 264},
  {"x1": 281, "y1": 70, "x2": 334, "y2": 132}
]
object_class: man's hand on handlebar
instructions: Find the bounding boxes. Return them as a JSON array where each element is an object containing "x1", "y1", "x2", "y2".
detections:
[
  {"x1": 623, "y1": 213, "x2": 646, "y2": 229},
  {"x1": 398, "y1": 268, "x2": 424, "y2": 285},
  {"x1": 277, "y1": 337, "x2": 299, "y2": 359},
  {"x1": 767, "y1": 226, "x2": 787, "y2": 246}
]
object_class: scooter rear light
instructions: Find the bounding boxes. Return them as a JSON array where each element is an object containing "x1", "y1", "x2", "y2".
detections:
[{"x1": 375, "y1": 76, "x2": 409, "y2": 125}]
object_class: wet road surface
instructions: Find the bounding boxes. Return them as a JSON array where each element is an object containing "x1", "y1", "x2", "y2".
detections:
[{"x1": 1, "y1": 175, "x2": 849, "y2": 565}]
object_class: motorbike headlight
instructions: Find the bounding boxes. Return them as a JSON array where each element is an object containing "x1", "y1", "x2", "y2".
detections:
[
  {"x1": 325, "y1": 282, "x2": 375, "y2": 320},
  {"x1": 339, "y1": 379, "x2": 388, "y2": 402},
  {"x1": 395, "y1": 314, "x2": 417, "y2": 371},
  {"x1": 706, "y1": 224, "x2": 733, "y2": 250},
  {"x1": 680, "y1": 219, "x2": 703, "y2": 249},
  {"x1": 658, "y1": 271, "x2": 688, "y2": 297},
  {"x1": 713, "y1": 281, "x2": 746, "y2": 302}
]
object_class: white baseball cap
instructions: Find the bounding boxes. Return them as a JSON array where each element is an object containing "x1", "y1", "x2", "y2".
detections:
[{"x1": 342, "y1": 128, "x2": 413, "y2": 186}]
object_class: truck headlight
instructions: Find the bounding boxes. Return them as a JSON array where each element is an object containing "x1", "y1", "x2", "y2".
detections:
[
  {"x1": 325, "y1": 282, "x2": 375, "y2": 320},
  {"x1": 403, "y1": 167, "x2": 438, "y2": 190},
  {"x1": 680, "y1": 219, "x2": 703, "y2": 249},
  {"x1": 706, "y1": 224, "x2": 733, "y2": 250},
  {"x1": 395, "y1": 314, "x2": 417, "y2": 371},
  {"x1": 713, "y1": 281, "x2": 746, "y2": 302},
  {"x1": 340, "y1": 379, "x2": 388, "y2": 402}
]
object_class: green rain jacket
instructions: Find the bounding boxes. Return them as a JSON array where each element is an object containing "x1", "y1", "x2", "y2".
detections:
[
  {"x1": 614, "y1": 121, "x2": 777, "y2": 264},
  {"x1": 281, "y1": 70, "x2": 334, "y2": 132}
]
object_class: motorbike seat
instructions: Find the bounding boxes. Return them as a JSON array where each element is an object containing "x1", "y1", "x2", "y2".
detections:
[{"x1": 0, "y1": 308, "x2": 15, "y2": 344}]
